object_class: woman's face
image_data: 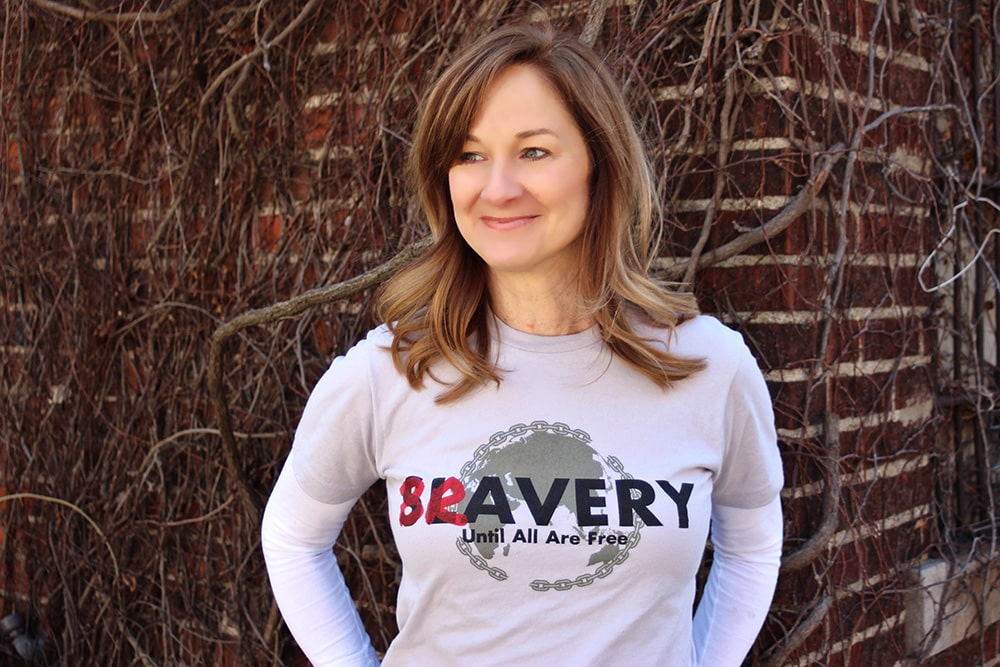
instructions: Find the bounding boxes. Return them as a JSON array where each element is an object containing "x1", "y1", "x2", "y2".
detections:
[{"x1": 447, "y1": 64, "x2": 591, "y2": 283}]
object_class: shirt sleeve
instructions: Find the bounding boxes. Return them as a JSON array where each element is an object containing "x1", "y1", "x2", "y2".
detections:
[
  {"x1": 712, "y1": 341, "x2": 784, "y2": 508},
  {"x1": 692, "y1": 496, "x2": 783, "y2": 666},
  {"x1": 261, "y1": 450, "x2": 381, "y2": 667},
  {"x1": 291, "y1": 332, "x2": 385, "y2": 505}
]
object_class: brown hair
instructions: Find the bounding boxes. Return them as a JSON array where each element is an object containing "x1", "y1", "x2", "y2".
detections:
[{"x1": 376, "y1": 23, "x2": 705, "y2": 402}]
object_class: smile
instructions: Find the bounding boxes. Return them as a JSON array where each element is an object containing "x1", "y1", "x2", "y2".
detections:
[{"x1": 481, "y1": 215, "x2": 538, "y2": 230}]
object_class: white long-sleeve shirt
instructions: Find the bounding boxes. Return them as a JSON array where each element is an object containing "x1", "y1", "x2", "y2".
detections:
[{"x1": 262, "y1": 315, "x2": 784, "y2": 666}]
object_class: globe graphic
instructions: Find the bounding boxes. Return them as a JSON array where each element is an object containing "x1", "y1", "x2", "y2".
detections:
[{"x1": 455, "y1": 421, "x2": 640, "y2": 591}]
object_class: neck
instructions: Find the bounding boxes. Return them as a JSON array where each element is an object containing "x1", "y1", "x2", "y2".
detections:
[{"x1": 488, "y1": 271, "x2": 593, "y2": 336}]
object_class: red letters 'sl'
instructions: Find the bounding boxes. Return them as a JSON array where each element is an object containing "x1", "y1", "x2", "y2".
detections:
[{"x1": 426, "y1": 477, "x2": 468, "y2": 526}]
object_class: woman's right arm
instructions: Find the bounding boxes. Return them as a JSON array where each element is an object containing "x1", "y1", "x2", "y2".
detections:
[{"x1": 261, "y1": 451, "x2": 381, "y2": 667}]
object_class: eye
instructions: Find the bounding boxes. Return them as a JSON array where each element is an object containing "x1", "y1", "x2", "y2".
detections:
[
  {"x1": 522, "y1": 147, "x2": 549, "y2": 160},
  {"x1": 456, "y1": 151, "x2": 484, "y2": 164}
]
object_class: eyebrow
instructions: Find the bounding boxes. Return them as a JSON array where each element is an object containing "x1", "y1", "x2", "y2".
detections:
[{"x1": 465, "y1": 128, "x2": 558, "y2": 143}]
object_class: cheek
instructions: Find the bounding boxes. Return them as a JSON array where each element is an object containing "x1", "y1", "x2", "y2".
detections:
[
  {"x1": 446, "y1": 173, "x2": 473, "y2": 240},
  {"x1": 555, "y1": 173, "x2": 591, "y2": 223},
  {"x1": 545, "y1": 163, "x2": 589, "y2": 202},
  {"x1": 447, "y1": 170, "x2": 475, "y2": 212},
  {"x1": 572, "y1": 165, "x2": 592, "y2": 202}
]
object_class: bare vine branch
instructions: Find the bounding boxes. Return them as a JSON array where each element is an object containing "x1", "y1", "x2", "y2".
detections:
[
  {"x1": 659, "y1": 143, "x2": 844, "y2": 279},
  {"x1": 31, "y1": 0, "x2": 193, "y2": 23},
  {"x1": 208, "y1": 238, "x2": 432, "y2": 522}
]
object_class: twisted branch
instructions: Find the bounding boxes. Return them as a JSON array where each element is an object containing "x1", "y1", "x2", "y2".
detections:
[
  {"x1": 31, "y1": 0, "x2": 193, "y2": 23},
  {"x1": 658, "y1": 143, "x2": 844, "y2": 279},
  {"x1": 208, "y1": 238, "x2": 432, "y2": 522}
]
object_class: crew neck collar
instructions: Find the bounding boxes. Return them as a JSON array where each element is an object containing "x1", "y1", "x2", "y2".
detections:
[{"x1": 491, "y1": 314, "x2": 603, "y2": 353}]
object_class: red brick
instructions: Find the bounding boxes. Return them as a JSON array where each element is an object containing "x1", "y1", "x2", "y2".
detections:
[
  {"x1": 770, "y1": 378, "x2": 829, "y2": 430},
  {"x1": 736, "y1": 321, "x2": 821, "y2": 372},
  {"x1": 700, "y1": 262, "x2": 826, "y2": 312},
  {"x1": 921, "y1": 621, "x2": 1000, "y2": 666}
]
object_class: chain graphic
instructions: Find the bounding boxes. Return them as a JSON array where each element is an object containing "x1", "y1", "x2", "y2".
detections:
[
  {"x1": 455, "y1": 420, "x2": 643, "y2": 592},
  {"x1": 529, "y1": 522, "x2": 643, "y2": 591},
  {"x1": 456, "y1": 539, "x2": 509, "y2": 581}
]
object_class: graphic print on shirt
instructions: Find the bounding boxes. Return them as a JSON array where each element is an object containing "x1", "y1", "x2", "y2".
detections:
[{"x1": 396, "y1": 420, "x2": 696, "y2": 592}]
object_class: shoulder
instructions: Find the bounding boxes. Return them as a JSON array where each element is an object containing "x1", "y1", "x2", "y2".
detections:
[
  {"x1": 337, "y1": 324, "x2": 395, "y2": 366},
  {"x1": 673, "y1": 314, "x2": 741, "y2": 341},
  {"x1": 358, "y1": 323, "x2": 395, "y2": 353},
  {"x1": 674, "y1": 315, "x2": 748, "y2": 359},
  {"x1": 308, "y1": 324, "x2": 397, "y2": 395},
  {"x1": 633, "y1": 313, "x2": 750, "y2": 363},
  {"x1": 633, "y1": 313, "x2": 767, "y2": 396},
  {"x1": 296, "y1": 325, "x2": 400, "y2": 442}
]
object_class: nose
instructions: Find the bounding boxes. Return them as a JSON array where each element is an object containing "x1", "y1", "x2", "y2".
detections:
[{"x1": 480, "y1": 160, "x2": 523, "y2": 204}]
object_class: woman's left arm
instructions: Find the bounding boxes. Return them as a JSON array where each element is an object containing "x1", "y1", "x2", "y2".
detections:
[{"x1": 692, "y1": 496, "x2": 783, "y2": 666}]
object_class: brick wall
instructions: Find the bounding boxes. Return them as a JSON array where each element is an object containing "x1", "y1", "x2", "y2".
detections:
[
  {"x1": 1, "y1": 0, "x2": 997, "y2": 664},
  {"x1": 649, "y1": 1, "x2": 948, "y2": 663}
]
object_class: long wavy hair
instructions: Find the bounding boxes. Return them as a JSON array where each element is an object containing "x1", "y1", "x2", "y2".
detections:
[{"x1": 376, "y1": 23, "x2": 705, "y2": 403}]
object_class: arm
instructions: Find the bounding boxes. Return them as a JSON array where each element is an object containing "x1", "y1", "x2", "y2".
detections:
[
  {"x1": 261, "y1": 453, "x2": 381, "y2": 667},
  {"x1": 692, "y1": 495, "x2": 783, "y2": 667}
]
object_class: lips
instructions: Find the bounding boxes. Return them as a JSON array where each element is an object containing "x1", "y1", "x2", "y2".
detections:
[{"x1": 481, "y1": 215, "x2": 538, "y2": 230}]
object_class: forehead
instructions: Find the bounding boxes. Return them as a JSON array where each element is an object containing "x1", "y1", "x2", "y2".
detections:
[{"x1": 467, "y1": 64, "x2": 576, "y2": 133}]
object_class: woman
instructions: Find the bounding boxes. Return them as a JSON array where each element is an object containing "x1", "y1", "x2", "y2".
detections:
[{"x1": 262, "y1": 23, "x2": 783, "y2": 667}]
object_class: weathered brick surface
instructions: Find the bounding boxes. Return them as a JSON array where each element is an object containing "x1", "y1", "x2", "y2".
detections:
[{"x1": 922, "y1": 622, "x2": 1000, "y2": 667}]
